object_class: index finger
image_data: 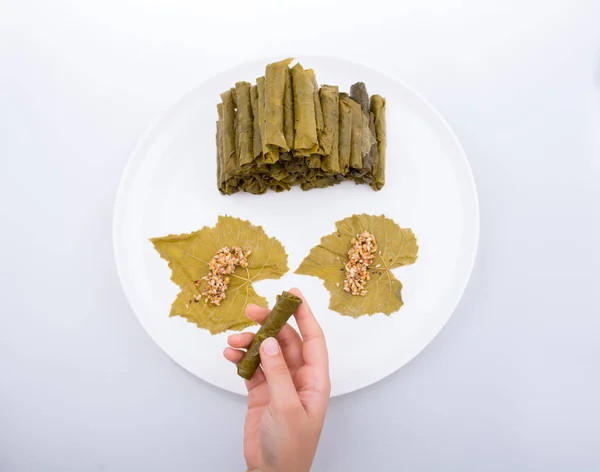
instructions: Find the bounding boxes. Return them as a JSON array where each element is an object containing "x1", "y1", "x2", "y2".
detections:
[{"x1": 288, "y1": 288, "x2": 329, "y2": 375}]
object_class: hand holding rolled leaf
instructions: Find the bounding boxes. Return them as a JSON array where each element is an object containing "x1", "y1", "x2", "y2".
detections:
[{"x1": 223, "y1": 289, "x2": 330, "y2": 472}]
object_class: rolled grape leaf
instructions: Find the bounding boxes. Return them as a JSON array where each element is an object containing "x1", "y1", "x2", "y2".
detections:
[
  {"x1": 319, "y1": 85, "x2": 340, "y2": 173},
  {"x1": 279, "y1": 151, "x2": 293, "y2": 161},
  {"x1": 306, "y1": 69, "x2": 325, "y2": 155},
  {"x1": 234, "y1": 112, "x2": 240, "y2": 168},
  {"x1": 350, "y1": 82, "x2": 369, "y2": 115},
  {"x1": 265, "y1": 148, "x2": 280, "y2": 164},
  {"x1": 283, "y1": 66, "x2": 295, "y2": 152},
  {"x1": 341, "y1": 95, "x2": 363, "y2": 170},
  {"x1": 295, "y1": 214, "x2": 418, "y2": 317},
  {"x1": 233, "y1": 89, "x2": 240, "y2": 175},
  {"x1": 221, "y1": 89, "x2": 238, "y2": 175},
  {"x1": 370, "y1": 95, "x2": 386, "y2": 190},
  {"x1": 350, "y1": 82, "x2": 375, "y2": 157},
  {"x1": 151, "y1": 216, "x2": 289, "y2": 334},
  {"x1": 307, "y1": 154, "x2": 322, "y2": 169},
  {"x1": 216, "y1": 105, "x2": 223, "y2": 192},
  {"x1": 284, "y1": 157, "x2": 308, "y2": 175},
  {"x1": 254, "y1": 153, "x2": 269, "y2": 173},
  {"x1": 241, "y1": 175, "x2": 268, "y2": 195},
  {"x1": 217, "y1": 103, "x2": 239, "y2": 195},
  {"x1": 270, "y1": 180, "x2": 291, "y2": 192},
  {"x1": 269, "y1": 162, "x2": 289, "y2": 181},
  {"x1": 222, "y1": 175, "x2": 240, "y2": 195},
  {"x1": 366, "y1": 111, "x2": 380, "y2": 181},
  {"x1": 338, "y1": 96, "x2": 353, "y2": 174},
  {"x1": 361, "y1": 113, "x2": 376, "y2": 156},
  {"x1": 292, "y1": 63, "x2": 319, "y2": 156},
  {"x1": 306, "y1": 70, "x2": 324, "y2": 132},
  {"x1": 250, "y1": 84, "x2": 262, "y2": 159},
  {"x1": 256, "y1": 76, "x2": 279, "y2": 163},
  {"x1": 235, "y1": 81, "x2": 254, "y2": 167},
  {"x1": 304, "y1": 168, "x2": 317, "y2": 182},
  {"x1": 300, "y1": 175, "x2": 339, "y2": 191},
  {"x1": 265, "y1": 58, "x2": 293, "y2": 155},
  {"x1": 214, "y1": 62, "x2": 386, "y2": 195},
  {"x1": 237, "y1": 291, "x2": 302, "y2": 380},
  {"x1": 349, "y1": 81, "x2": 374, "y2": 179},
  {"x1": 350, "y1": 113, "x2": 376, "y2": 182},
  {"x1": 282, "y1": 173, "x2": 300, "y2": 185},
  {"x1": 230, "y1": 87, "x2": 237, "y2": 107}
]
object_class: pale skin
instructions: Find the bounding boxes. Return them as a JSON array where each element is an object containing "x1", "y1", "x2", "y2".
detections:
[{"x1": 223, "y1": 288, "x2": 331, "y2": 472}]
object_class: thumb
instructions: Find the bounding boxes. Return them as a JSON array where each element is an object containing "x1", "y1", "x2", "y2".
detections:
[{"x1": 260, "y1": 338, "x2": 301, "y2": 410}]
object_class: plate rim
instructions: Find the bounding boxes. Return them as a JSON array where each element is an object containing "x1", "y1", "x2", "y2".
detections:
[{"x1": 113, "y1": 54, "x2": 480, "y2": 397}]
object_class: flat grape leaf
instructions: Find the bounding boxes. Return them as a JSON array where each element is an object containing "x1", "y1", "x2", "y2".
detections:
[
  {"x1": 295, "y1": 214, "x2": 418, "y2": 318},
  {"x1": 151, "y1": 216, "x2": 289, "y2": 334}
]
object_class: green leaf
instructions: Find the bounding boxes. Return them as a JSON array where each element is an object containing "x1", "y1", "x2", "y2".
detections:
[
  {"x1": 295, "y1": 214, "x2": 418, "y2": 318},
  {"x1": 151, "y1": 216, "x2": 289, "y2": 334}
]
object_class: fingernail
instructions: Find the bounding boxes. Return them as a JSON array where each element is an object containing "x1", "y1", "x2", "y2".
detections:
[{"x1": 262, "y1": 337, "x2": 279, "y2": 356}]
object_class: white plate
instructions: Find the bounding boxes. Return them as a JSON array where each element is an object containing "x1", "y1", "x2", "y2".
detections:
[{"x1": 113, "y1": 56, "x2": 479, "y2": 397}]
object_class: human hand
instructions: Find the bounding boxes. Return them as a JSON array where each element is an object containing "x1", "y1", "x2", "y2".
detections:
[{"x1": 223, "y1": 288, "x2": 330, "y2": 472}]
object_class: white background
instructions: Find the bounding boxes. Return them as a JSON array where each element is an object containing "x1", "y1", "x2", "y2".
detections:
[{"x1": 1, "y1": 0, "x2": 599, "y2": 470}]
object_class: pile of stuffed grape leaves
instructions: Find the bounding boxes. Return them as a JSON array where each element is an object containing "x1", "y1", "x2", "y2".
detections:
[{"x1": 215, "y1": 58, "x2": 386, "y2": 195}]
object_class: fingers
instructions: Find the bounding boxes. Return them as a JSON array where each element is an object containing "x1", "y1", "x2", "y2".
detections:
[
  {"x1": 223, "y1": 346, "x2": 244, "y2": 363},
  {"x1": 259, "y1": 338, "x2": 302, "y2": 411},
  {"x1": 224, "y1": 292, "x2": 329, "y2": 402},
  {"x1": 223, "y1": 347, "x2": 266, "y2": 391},
  {"x1": 244, "y1": 304, "x2": 270, "y2": 322},
  {"x1": 289, "y1": 288, "x2": 329, "y2": 369},
  {"x1": 227, "y1": 332, "x2": 255, "y2": 349},
  {"x1": 245, "y1": 304, "x2": 304, "y2": 372},
  {"x1": 288, "y1": 288, "x2": 330, "y2": 394}
]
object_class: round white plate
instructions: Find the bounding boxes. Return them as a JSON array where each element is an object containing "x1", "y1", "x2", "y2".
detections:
[{"x1": 113, "y1": 56, "x2": 479, "y2": 397}]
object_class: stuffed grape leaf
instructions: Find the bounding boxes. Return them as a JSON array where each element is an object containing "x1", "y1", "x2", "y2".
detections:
[
  {"x1": 215, "y1": 59, "x2": 387, "y2": 194},
  {"x1": 151, "y1": 216, "x2": 289, "y2": 334},
  {"x1": 295, "y1": 214, "x2": 418, "y2": 318}
]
